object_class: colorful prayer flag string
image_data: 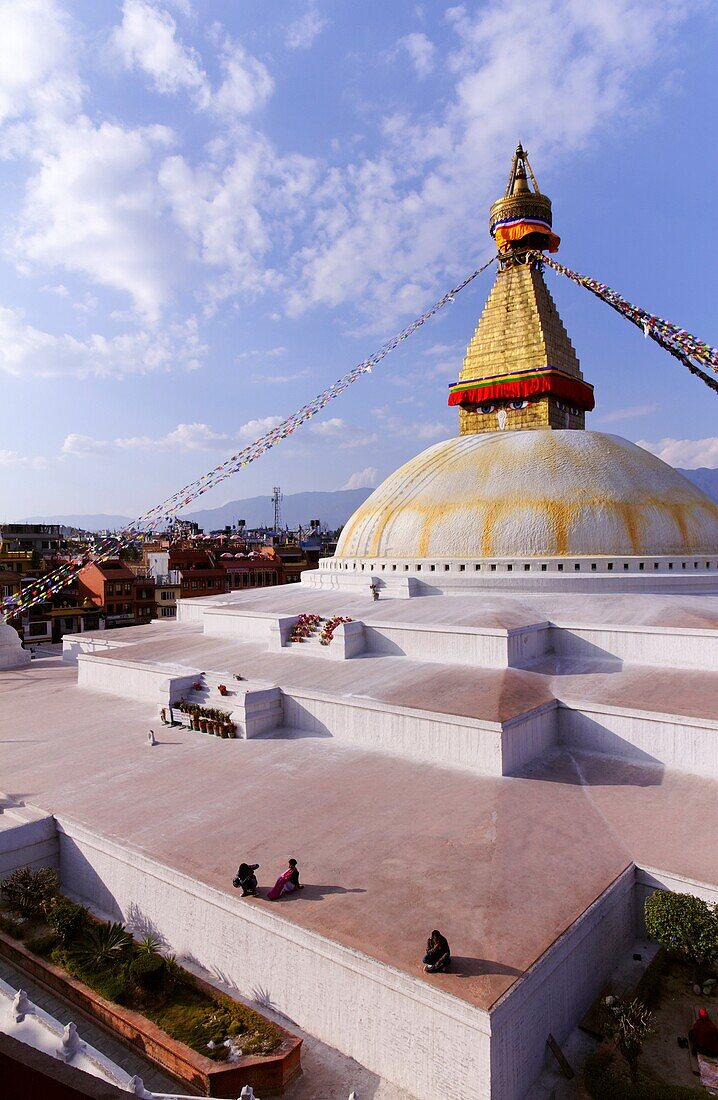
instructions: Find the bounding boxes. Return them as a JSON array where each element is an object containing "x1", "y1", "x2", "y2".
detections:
[
  {"x1": 529, "y1": 252, "x2": 718, "y2": 391},
  {"x1": 4, "y1": 254, "x2": 498, "y2": 620}
]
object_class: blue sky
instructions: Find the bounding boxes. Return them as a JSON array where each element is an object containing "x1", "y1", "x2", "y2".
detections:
[{"x1": 0, "y1": 0, "x2": 716, "y2": 519}]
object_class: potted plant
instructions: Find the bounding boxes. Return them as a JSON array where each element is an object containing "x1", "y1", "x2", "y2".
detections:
[
  {"x1": 199, "y1": 716, "x2": 208, "y2": 733},
  {"x1": 227, "y1": 722, "x2": 237, "y2": 738},
  {"x1": 191, "y1": 713, "x2": 200, "y2": 731},
  {"x1": 218, "y1": 684, "x2": 228, "y2": 696},
  {"x1": 192, "y1": 680, "x2": 202, "y2": 691}
]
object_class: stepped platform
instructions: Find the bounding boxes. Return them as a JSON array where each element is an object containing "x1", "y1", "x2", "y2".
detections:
[{"x1": 4, "y1": 580, "x2": 718, "y2": 1099}]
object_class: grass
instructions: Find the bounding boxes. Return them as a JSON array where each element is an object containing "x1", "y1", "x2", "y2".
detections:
[
  {"x1": 50, "y1": 943, "x2": 280, "y2": 1061},
  {"x1": 1, "y1": 879, "x2": 282, "y2": 1063}
]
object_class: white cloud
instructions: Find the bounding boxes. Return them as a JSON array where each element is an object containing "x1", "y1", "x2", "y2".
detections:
[
  {"x1": 0, "y1": 307, "x2": 205, "y2": 378},
  {"x1": 287, "y1": 0, "x2": 688, "y2": 327},
  {"x1": 0, "y1": 448, "x2": 47, "y2": 470},
  {"x1": 62, "y1": 422, "x2": 228, "y2": 458},
  {"x1": 250, "y1": 370, "x2": 310, "y2": 384},
  {"x1": 598, "y1": 402, "x2": 660, "y2": 424},
  {"x1": 13, "y1": 117, "x2": 179, "y2": 320},
  {"x1": 110, "y1": 3, "x2": 272, "y2": 119},
  {"x1": 237, "y1": 346, "x2": 287, "y2": 361},
  {"x1": 342, "y1": 467, "x2": 378, "y2": 490},
  {"x1": 286, "y1": 7, "x2": 328, "y2": 50},
  {"x1": 210, "y1": 36, "x2": 274, "y2": 119},
  {"x1": 236, "y1": 416, "x2": 284, "y2": 441},
  {"x1": 110, "y1": 0, "x2": 206, "y2": 98},
  {"x1": 399, "y1": 32, "x2": 435, "y2": 78},
  {"x1": 158, "y1": 134, "x2": 316, "y2": 311},
  {"x1": 636, "y1": 437, "x2": 718, "y2": 469},
  {"x1": 0, "y1": 0, "x2": 82, "y2": 130}
]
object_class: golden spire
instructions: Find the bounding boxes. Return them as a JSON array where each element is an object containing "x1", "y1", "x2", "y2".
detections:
[{"x1": 447, "y1": 145, "x2": 594, "y2": 435}]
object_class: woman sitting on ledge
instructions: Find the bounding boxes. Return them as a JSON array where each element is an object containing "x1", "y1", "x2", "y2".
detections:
[
  {"x1": 423, "y1": 930, "x2": 451, "y2": 973},
  {"x1": 268, "y1": 858, "x2": 304, "y2": 901}
]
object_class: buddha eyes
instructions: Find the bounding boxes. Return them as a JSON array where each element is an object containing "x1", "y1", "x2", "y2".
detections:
[{"x1": 477, "y1": 400, "x2": 530, "y2": 415}]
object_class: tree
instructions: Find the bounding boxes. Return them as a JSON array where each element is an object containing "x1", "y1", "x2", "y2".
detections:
[
  {"x1": 644, "y1": 890, "x2": 718, "y2": 977},
  {"x1": 603, "y1": 997, "x2": 654, "y2": 1085}
]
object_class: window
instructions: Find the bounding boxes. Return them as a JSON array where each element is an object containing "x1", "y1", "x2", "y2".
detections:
[
  {"x1": 541, "y1": 564, "x2": 547, "y2": 571},
  {"x1": 557, "y1": 564, "x2": 563, "y2": 571},
  {"x1": 607, "y1": 563, "x2": 613, "y2": 571},
  {"x1": 124, "y1": 583, "x2": 131, "y2": 594},
  {"x1": 574, "y1": 564, "x2": 580, "y2": 571},
  {"x1": 639, "y1": 562, "x2": 644, "y2": 571},
  {"x1": 524, "y1": 564, "x2": 530, "y2": 571},
  {"x1": 191, "y1": 580, "x2": 197, "y2": 589},
  {"x1": 591, "y1": 563, "x2": 597, "y2": 571}
]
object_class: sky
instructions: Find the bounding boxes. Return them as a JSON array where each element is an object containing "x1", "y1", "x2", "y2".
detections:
[{"x1": 0, "y1": 0, "x2": 716, "y2": 520}]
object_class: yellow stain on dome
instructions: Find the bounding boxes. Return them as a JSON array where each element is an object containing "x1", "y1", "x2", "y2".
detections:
[{"x1": 334, "y1": 432, "x2": 718, "y2": 562}]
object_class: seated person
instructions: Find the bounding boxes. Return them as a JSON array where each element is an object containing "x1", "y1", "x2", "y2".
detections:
[
  {"x1": 268, "y1": 858, "x2": 304, "y2": 900},
  {"x1": 234, "y1": 862, "x2": 259, "y2": 897},
  {"x1": 690, "y1": 1008, "x2": 718, "y2": 1057},
  {"x1": 423, "y1": 930, "x2": 451, "y2": 973}
]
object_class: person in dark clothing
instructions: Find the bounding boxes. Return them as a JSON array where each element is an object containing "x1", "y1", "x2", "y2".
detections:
[
  {"x1": 690, "y1": 1008, "x2": 718, "y2": 1057},
  {"x1": 234, "y1": 862, "x2": 259, "y2": 897},
  {"x1": 423, "y1": 930, "x2": 451, "y2": 973}
]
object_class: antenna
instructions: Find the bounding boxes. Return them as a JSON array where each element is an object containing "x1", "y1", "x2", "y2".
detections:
[{"x1": 272, "y1": 487, "x2": 283, "y2": 534}]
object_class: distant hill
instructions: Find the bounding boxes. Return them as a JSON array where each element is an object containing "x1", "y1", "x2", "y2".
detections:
[
  {"x1": 21, "y1": 513, "x2": 132, "y2": 530},
  {"x1": 21, "y1": 488, "x2": 374, "y2": 533},
  {"x1": 20, "y1": 469, "x2": 718, "y2": 533},
  {"x1": 678, "y1": 467, "x2": 718, "y2": 503},
  {"x1": 184, "y1": 488, "x2": 373, "y2": 531}
]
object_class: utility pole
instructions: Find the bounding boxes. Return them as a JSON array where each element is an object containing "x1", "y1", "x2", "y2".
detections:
[{"x1": 272, "y1": 487, "x2": 283, "y2": 535}]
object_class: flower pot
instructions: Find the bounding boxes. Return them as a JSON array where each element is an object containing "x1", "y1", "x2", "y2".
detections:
[
  {"x1": 199, "y1": 718, "x2": 208, "y2": 733},
  {"x1": 192, "y1": 717, "x2": 200, "y2": 731}
]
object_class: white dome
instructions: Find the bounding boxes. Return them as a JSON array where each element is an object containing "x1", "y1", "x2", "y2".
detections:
[{"x1": 334, "y1": 431, "x2": 718, "y2": 561}]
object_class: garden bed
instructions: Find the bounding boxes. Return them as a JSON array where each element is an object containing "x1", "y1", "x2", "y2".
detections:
[{"x1": 0, "y1": 871, "x2": 301, "y2": 1097}]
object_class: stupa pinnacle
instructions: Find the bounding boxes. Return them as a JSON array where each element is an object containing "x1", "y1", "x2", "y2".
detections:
[{"x1": 448, "y1": 144, "x2": 595, "y2": 435}]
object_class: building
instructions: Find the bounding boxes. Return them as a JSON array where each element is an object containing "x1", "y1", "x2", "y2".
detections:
[
  {"x1": 76, "y1": 559, "x2": 154, "y2": 629},
  {"x1": 0, "y1": 523, "x2": 64, "y2": 555},
  {"x1": 5, "y1": 149, "x2": 718, "y2": 1100},
  {"x1": 168, "y1": 548, "x2": 225, "y2": 600}
]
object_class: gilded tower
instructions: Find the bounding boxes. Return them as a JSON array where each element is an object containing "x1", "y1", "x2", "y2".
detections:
[{"x1": 448, "y1": 145, "x2": 595, "y2": 435}]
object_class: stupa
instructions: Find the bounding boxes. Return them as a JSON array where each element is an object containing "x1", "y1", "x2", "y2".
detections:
[
  {"x1": 316, "y1": 144, "x2": 718, "y2": 591},
  {"x1": 3, "y1": 148, "x2": 718, "y2": 1100}
]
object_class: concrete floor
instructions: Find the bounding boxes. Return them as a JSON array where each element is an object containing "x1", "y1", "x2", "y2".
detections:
[{"x1": 2, "y1": 657, "x2": 718, "y2": 1018}]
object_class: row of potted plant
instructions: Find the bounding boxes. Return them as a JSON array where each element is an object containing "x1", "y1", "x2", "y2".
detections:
[
  {"x1": 176, "y1": 700, "x2": 236, "y2": 737},
  {"x1": 320, "y1": 616, "x2": 354, "y2": 646},
  {"x1": 289, "y1": 613, "x2": 323, "y2": 642}
]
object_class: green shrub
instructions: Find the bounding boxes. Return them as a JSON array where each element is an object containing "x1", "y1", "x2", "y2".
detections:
[
  {"x1": 137, "y1": 934, "x2": 164, "y2": 955},
  {"x1": 0, "y1": 867, "x2": 59, "y2": 917},
  {"x1": 130, "y1": 951, "x2": 166, "y2": 991},
  {"x1": 644, "y1": 891, "x2": 718, "y2": 973},
  {"x1": 69, "y1": 921, "x2": 133, "y2": 971},
  {"x1": 92, "y1": 970, "x2": 129, "y2": 1004},
  {"x1": 26, "y1": 931, "x2": 60, "y2": 957},
  {"x1": 47, "y1": 898, "x2": 89, "y2": 945}
]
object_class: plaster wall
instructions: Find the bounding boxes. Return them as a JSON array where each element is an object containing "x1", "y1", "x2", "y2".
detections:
[
  {"x1": 56, "y1": 819, "x2": 493, "y2": 1100},
  {"x1": 559, "y1": 704, "x2": 718, "y2": 776},
  {"x1": 0, "y1": 807, "x2": 58, "y2": 876},
  {"x1": 364, "y1": 623, "x2": 512, "y2": 667},
  {"x1": 551, "y1": 625, "x2": 718, "y2": 670},
  {"x1": 201, "y1": 608, "x2": 290, "y2": 645},
  {"x1": 490, "y1": 866, "x2": 635, "y2": 1100},
  {"x1": 281, "y1": 690, "x2": 556, "y2": 775},
  {"x1": 77, "y1": 655, "x2": 198, "y2": 705},
  {"x1": 62, "y1": 635, "x2": 128, "y2": 666}
]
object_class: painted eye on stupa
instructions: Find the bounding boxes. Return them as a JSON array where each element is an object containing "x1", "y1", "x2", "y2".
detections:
[
  {"x1": 508, "y1": 400, "x2": 530, "y2": 410},
  {"x1": 478, "y1": 404, "x2": 497, "y2": 414}
]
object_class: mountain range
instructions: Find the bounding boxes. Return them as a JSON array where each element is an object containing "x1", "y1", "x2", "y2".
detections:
[{"x1": 21, "y1": 468, "x2": 718, "y2": 532}]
